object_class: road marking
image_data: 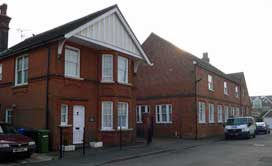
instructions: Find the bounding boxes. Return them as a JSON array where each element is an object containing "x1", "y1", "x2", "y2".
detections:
[{"x1": 253, "y1": 144, "x2": 265, "y2": 147}]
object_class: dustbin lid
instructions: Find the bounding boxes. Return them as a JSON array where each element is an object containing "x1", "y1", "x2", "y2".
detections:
[{"x1": 37, "y1": 129, "x2": 50, "y2": 134}]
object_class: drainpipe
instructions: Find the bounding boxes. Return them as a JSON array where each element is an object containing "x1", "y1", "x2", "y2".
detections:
[
  {"x1": 193, "y1": 60, "x2": 198, "y2": 140},
  {"x1": 45, "y1": 46, "x2": 51, "y2": 129}
]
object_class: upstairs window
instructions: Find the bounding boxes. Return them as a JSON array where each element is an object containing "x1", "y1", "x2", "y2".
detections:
[
  {"x1": 102, "y1": 54, "x2": 113, "y2": 82},
  {"x1": 198, "y1": 102, "x2": 206, "y2": 123},
  {"x1": 156, "y1": 104, "x2": 172, "y2": 123},
  {"x1": 208, "y1": 75, "x2": 214, "y2": 91},
  {"x1": 224, "y1": 81, "x2": 228, "y2": 95},
  {"x1": 235, "y1": 86, "x2": 239, "y2": 98},
  {"x1": 136, "y1": 105, "x2": 149, "y2": 123},
  {"x1": 65, "y1": 47, "x2": 80, "y2": 78},
  {"x1": 118, "y1": 56, "x2": 128, "y2": 84},
  {"x1": 15, "y1": 55, "x2": 28, "y2": 86}
]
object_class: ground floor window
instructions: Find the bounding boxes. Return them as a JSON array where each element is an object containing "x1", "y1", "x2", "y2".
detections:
[
  {"x1": 224, "y1": 106, "x2": 229, "y2": 122},
  {"x1": 136, "y1": 105, "x2": 149, "y2": 123},
  {"x1": 101, "y1": 101, "x2": 113, "y2": 130},
  {"x1": 208, "y1": 103, "x2": 215, "y2": 123},
  {"x1": 198, "y1": 102, "x2": 206, "y2": 123},
  {"x1": 118, "y1": 102, "x2": 128, "y2": 129},
  {"x1": 60, "y1": 104, "x2": 68, "y2": 125},
  {"x1": 236, "y1": 107, "x2": 240, "y2": 116},
  {"x1": 156, "y1": 104, "x2": 172, "y2": 123},
  {"x1": 217, "y1": 105, "x2": 223, "y2": 123},
  {"x1": 5, "y1": 109, "x2": 12, "y2": 124}
]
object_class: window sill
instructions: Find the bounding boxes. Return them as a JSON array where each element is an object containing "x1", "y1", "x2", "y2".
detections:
[
  {"x1": 117, "y1": 82, "x2": 133, "y2": 86},
  {"x1": 117, "y1": 128, "x2": 133, "y2": 131},
  {"x1": 100, "y1": 80, "x2": 115, "y2": 84},
  {"x1": 100, "y1": 129, "x2": 116, "y2": 132},
  {"x1": 64, "y1": 76, "x2": 84, "y2": 80},
  {"x1": 198, "y1": 122, "x2": 206, "y2": 124},
  {"x1": 12, "y1": 83, "x2": 29, "y2": 89},
  {"x1": 59, "y1": 124, "x2": 72, "y2": 128},
  {"x1": 208, "y1": 89, "x2": 215, "y2": 92},
  {"x1": 156, "y1": 122, "x2": 172, "y2": 124},
  {"x1": 136, "y1": 122, "x2": 143, "y2": 124}
]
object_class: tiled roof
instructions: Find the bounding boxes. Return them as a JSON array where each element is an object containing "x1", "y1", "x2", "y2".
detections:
[
  {"x1": 0, "y1": 4, "x2": 117, "y2": 58},
  {"x1": 143, "y1": 33, "x2": 241, "y2": 84}
]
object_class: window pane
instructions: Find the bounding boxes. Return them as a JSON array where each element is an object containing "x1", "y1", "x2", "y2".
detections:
[
  {"x1": 118, "y1": 103, "x2": 128, "y2": 128},
  {"x1": 65, "y1": 48, "x2": 80, "y2": 77},
  {"x1": 118, "y1": 56, "x2": 128, "y2": 83},
  {"x1": 17, "y1": 71, "x2": 22, "y2": 84},
  {"x1": 23, "y1": 70, "x2": 28, "y2": 83},
  {"x1": 102, "y1": 102, "x2": 113, "y2": 129},
  {"x1": 102, "y1": 55, "x2": 113, "y2": 81}
]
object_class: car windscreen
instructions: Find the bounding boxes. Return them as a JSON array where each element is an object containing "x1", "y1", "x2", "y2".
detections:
[
  {"x1": 0, "y1": 124, "x2": 18, "y2": 134},
  {"x1": 256, "y1": 118, "x2": 264, "y2": 122},
  {"x1": 226, "y1": 118, "x2": 249, "y2": 125}
]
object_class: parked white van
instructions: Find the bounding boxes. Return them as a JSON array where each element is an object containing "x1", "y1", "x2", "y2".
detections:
[{"x1": 224, "y1": 117, "x2": 256, "y2": 139}]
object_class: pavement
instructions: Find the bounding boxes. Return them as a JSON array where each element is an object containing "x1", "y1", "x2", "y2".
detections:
[{"x1": 0, "y1": 137, "x2": 224, "y2": 166}]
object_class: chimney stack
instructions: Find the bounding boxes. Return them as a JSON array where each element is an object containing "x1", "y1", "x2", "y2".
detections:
[
  {"x1": 202, "y1": 52, "x2": 210, "y2": 63},
  {"x1": 0, "y1": 3, "x2": 11, "y2": 52}
]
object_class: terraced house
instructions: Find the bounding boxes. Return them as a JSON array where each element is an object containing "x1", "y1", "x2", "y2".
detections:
[
  {"x1": 135, "y1": 33, "x2": 251, "y2": 138},
  {"x1": 0, "y1": 4, "x2": 151, "y2": 150}
]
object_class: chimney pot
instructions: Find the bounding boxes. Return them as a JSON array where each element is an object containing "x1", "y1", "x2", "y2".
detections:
[
  {"x1": 0, "y1": 4, "x2": 7, "y2": 15},
  {"x1": 202, "y1": 52, "x2": 210, "y2": 63},
  {"x1": 0, "y1": 3, "x2": 11, "y2": 52}
]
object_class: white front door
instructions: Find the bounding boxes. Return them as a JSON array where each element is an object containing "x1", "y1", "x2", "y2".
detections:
[{"x1": 73, "y1": 105, "x2": 85, "y2": 144}]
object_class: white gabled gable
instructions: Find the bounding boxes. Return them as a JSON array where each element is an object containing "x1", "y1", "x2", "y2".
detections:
[{"x1": 65, "y1": 7, "x2": 152, "y2": 65}]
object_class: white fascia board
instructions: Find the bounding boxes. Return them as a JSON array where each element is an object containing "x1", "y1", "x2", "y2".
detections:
[{"x1": 64, "y1": 7, "x2": 152, "y2": 66}]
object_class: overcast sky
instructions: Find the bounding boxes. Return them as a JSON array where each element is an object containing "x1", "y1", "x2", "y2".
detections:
[{"x1": 2, "y1": 0, "x2": 272, "y2": 96}]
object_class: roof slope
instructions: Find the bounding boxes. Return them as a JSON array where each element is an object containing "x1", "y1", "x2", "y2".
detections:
[
  {"x1": 143, "y1": 33, "x2": 240, "y2": 83},
  {"x1": 227, "y1": 72, "x2": 244, "y2": 82},
  {"x1": 0, "y1": 5, "x2": 117, "y2": 58}
]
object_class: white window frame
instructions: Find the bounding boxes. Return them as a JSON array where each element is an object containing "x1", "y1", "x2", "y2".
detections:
[
  {"x1": 224, "y1": 81, "x2": 228, "y2": 95},
  {"x1": 5, "y1": 109, "x2": 12, "y2": 124},
  {"x1": 60, "y1": 104, "x2": 68, "y2": 126},
  {"x1": 236, "y1": 107, "x2": 240, "y2": 116},
  {"x1": 224, "y1": 106, "x2": 229, "y2": 122},
  {"x1": 0, "y1": 64, "x2": 2, "y2": 80},
  {"x1": 117, "y1": 56, "x2": 128, "y2": 84},
  {"x1": 155, "y1": 104, "x2": 172, "y2": 124},
  {"x1": 64, "y1": 46, "x2": 80, "y2": 78},
  {"x1": 230, "y1": 107, "x2": 235, "y2": 116},
  {"x1": 136, "y1": 105, "x2": 149, "y2": 123},
  {"x1": 235, "y1": 86, "x2": 239, "y2": 98},
  {"x1": 101, "y1": 101, "x2": 113, "y2": 130},
  {"x1": 102, "y1": 54, "x2": 113, "y2": 82},
  {"x1": 198, "y1": 102, "x2": 206, "y2": 123},
  {"x1": 208, "y1": 75, "x2": 214, "y2": 91},
  {"x1": 15, "y1": 55, "x2": 28, "y2": 86},
  {"x1": 208, "y1": 103, "x2": 215, "y2": 123},
  {"x1": 118, "y1": 102, "x2": 129, "y2": 129},
  {"x1": 217, "y1": 105, "x2": 223, "y2": 123}
]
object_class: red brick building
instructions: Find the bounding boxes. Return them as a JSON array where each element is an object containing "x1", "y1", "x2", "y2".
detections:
[
  {"x1": 135, "y1": 33, "x2": 251, "y2": 139},
  {"x1": 0, "y1": 4, "x2": 151, "y2": 150}
]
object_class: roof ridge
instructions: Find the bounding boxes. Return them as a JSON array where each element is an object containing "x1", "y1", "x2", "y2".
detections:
[{"x1": 144, "y1": 33, "x2": 240, "y2": 83}]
